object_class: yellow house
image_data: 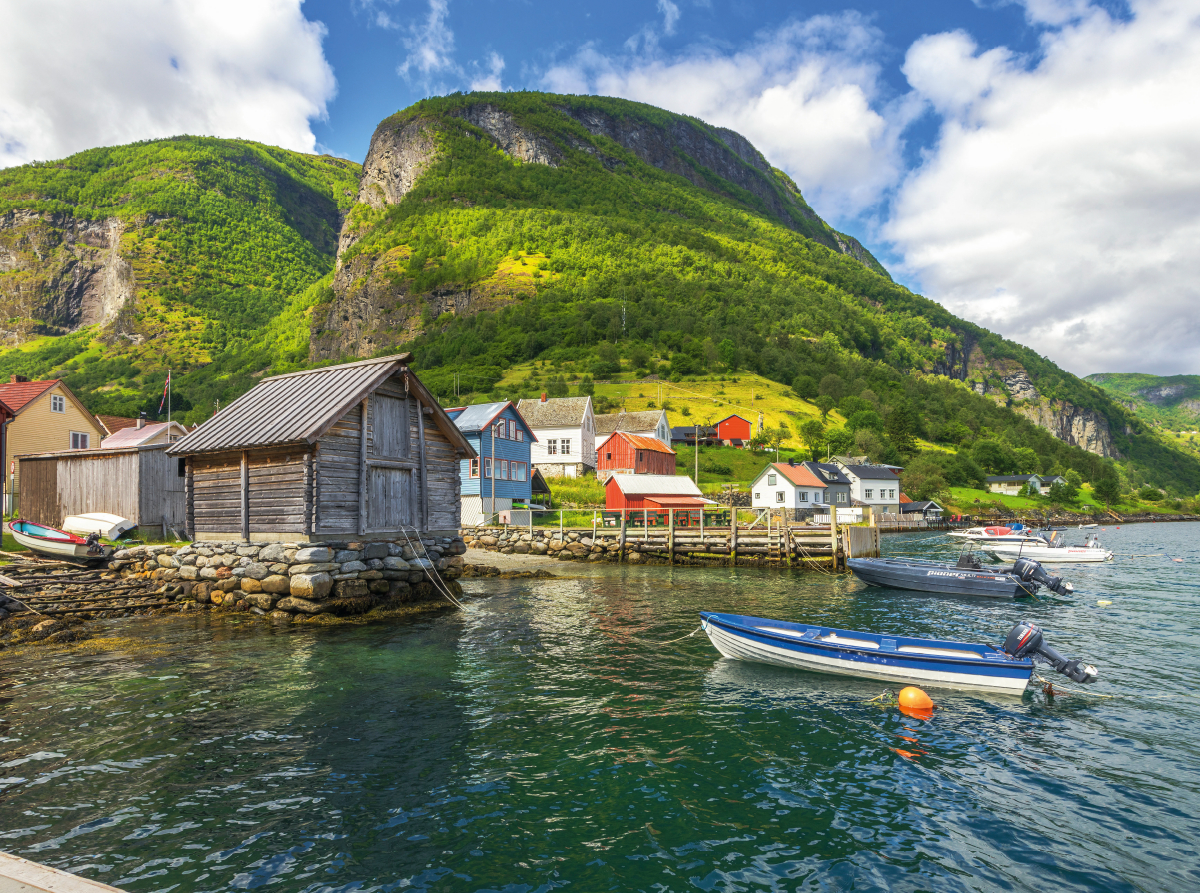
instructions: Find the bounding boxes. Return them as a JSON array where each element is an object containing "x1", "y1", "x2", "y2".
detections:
[{"x1": 0, "y1": 376, "x2": 108, "y2": 494}]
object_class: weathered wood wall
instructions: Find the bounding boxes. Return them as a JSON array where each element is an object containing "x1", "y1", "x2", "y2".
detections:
[
  {"x1": 18, "y1": 447, "x2": 185, "y2": 530},
  {"x1": 191, "y1": 453, "x2": 243, "y2": 536}
]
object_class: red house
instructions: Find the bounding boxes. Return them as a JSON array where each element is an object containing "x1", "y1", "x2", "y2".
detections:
[
  {"x1": 596, "y1": 431, "x2": 676, "y2": 481},
  {"x1": 604, "y1": 473, "x2": 710, "y2": 511},
  {"x1": 715, "y1": 414, "x2": 752, "y2": 446}
]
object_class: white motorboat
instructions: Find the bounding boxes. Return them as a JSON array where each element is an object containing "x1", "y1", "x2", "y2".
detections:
[
  {"x1": 983, "y1": 534, "x2": 1113, "y2": 564},
  {"x1": 1078, "y1": 523, "x2": 1099, "y2": 529},
  {"x1": 62, "y1": 512, "x2": 136, "y2": 540},
  {"x1": 947, "y1": 525, "x2": 1046, "y2": 545}
]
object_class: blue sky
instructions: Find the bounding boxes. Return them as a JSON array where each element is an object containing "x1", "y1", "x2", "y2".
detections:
[{"x1": 2, "y1": 0, "x2": 1197, "y2": 376}]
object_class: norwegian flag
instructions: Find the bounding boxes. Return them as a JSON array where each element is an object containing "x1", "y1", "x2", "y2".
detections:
[{"x1": 158, "y1": 370, "x2": 170, "y2": 414}]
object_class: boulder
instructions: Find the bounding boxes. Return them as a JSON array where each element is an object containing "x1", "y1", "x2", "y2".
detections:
[
  {"x1": 261, "y1": 574, "x2": 291, "y2": 594},
  {"x1": 240, "y1": 577, "x2": 262, "y2": 593},
  {"x1": 513, "y1": 543, "x2": 530, "y2": 554},
  {"x1": 236, "y1": 546, "x2": 260, "y2": 557},
  {"x1": 276, "y1": 596, "x2": 327, "y2": 614},
  {"x1": 294, "y1": 546, "x2": 334, "y2": 563},
  {"x1": 289, "y1": 562, "x2": 339, "y2": 575},
  {"x1": 362, "y1": 543, "x2": 389, "y2": 560},
  {"x1": 178, "y1": 565, "x2": 199, "y2": 581},
  {"x1": 157, "y1": 555, "x2": 178, "y2": 569},
  {"x1": 290, "y1": 572, "x2": 333, "y2": 600},
  {"x1": 368, "y1": 579, "x2": 390, "y2": 594},
  {"x1": 478, "y1": 535, "x2": 498, "y2": 547},
  {"x1": 199, "y1": 566, "x2": 219, "y2": 579},
  {"x1": 245, "y1": 593, "x2": 278, "y2": 610},
  {"x1": 384, "y1": 556, "x2": 410, "y2": 570},
  {"x1": 242, "y1": 562, "x2": 270, "y2": 580},
  {"x1": 389, "y1": 580, "x2": 412, "y2": 599},
  {"x1": 359, "y1": 570, "x2": 384, "y2": 580},
  {"x1": 335, "y1": 579, "x2": 370, "y2": 599},
  {"x1": 269, "y1": 610, "x2": 293, "y2": 622},
  {"x1": 531, "y1": 541, "x2": 549, "y2": 554},
  {"x1": 259, "y1": 543, "x2": 289, "y2": 563},
  {"x1": 339, "y1": 560, "x2": 368, "y2": 574},
  {"x1": 333, "y1": 550, "x2": 361, "y2": 563}
]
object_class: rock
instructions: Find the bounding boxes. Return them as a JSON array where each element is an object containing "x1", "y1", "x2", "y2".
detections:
[
  {"x1": 289, "y1": 562, "x2": 339, "y2": 575},
  {"x1": 178, "y1": 565, "x2": 199, "y2": 581},
  {"x1": 269, "y1": 610, "x2": 293, "y2": 621},
  {"x1": 112, "y1": 549, "x2": 132, "y2": 561},
  {"x1": 479, "y1": 535, "x2": 498, "y2": 546},
  {"x1": 199, "y1": 566, "x2": 220, "y2": 579},
  {"x1": 335, "y1": 579, "x2": 370, "y2": 598},
  {"x1": 389, "y1": 580, "x2": 412, "y2": 599},
  {"x1": 236, "y1": 546, "x2": 260, "y2": 557},
  {"x1": 32, "y1": 619, "x2": 60, "y2": 634},
  {"x1": 366, "y1": 558, "x2": 384, "y2": 569},
  {"x1": 261, "y1": 574, "x2": 291, "y2": 594},
  {"x1": 259, "y1": 543, "x2": 289, "y2": 562},
  {"x1": 245, "y1": 593, "x2": 278, "y2": 610},
  {"x1": 215, "y1": 566, "x2": 233, "y2": 579},
  {"x1": 210, "y1": 592, "x2": 225, "y2": 606},
  {"x1": 196, "y1": 547, "x2": 214, "y2": 557},
  {"x1": 530, "y1": 541, "x2": 549, "y2": 554},
  {"x1": 242, "y1": 562, "x2": 270, "y2": 580},
  {"x1": 290, "y1": 572, "x2": 332, "y2": 600},
  {"x1": 240, "y1": 577, "x2": 263, "y2": 593},
  {"x1": 276, "y1": 596, "x2": 327, "y2": 614},
  {"x1": 295, "y1": 546, "x2": 334, "y2": 563},
  {"x1": 218, "y1": 578, "x2": 240, "y2": 592},
  {"x1": 588, "y1": 552, "x2": 608, "y2": 561},
  {"x1": 388, "y1": 542, "x2": 405, "y2": 556},
  {"x1": 383, "y1": 556, "x2": 410, "y2": 570},
  {"x1": 333, "y1": 549, "x2": 360, "y2": 562},
  {"x1": 369, "y1": 579, "x2": 390, "y2": 594},
  {"x1": 566, "y1": 543, "x2": 590, "y2": 556},
  {"x1": 513, "y1": 543, "x2": 530, "y2": 554},
  {"x1": 339, "y1": 560, "x2": 368, "y2": 573},
  {"x1": 362, "y1": 543, "x2": 389, "y2": 559},
  {"x1": 193, "y1": 582, "x2": 212, "y2": 602},
  {"x1": 268, "y1": 563, "x2": 288, "y2": 574},
  {"x1": 547, "y1": 540, "x2": 565, "y2": 552},
  {"x1": 410, "y1": 557, "x2": 435, "y2": 570}
]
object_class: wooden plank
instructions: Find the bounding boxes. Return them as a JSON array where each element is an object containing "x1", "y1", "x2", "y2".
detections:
[
  {"x1": 304, "y1": 450, "x2": 313, "y2": 536},
  {"x1": 185, "y1": 457, "x2": 194, "y2": 537},
  {"x1": 240, "y1": 450, "x2": 249, "y2": 541},
  {"x1": 358, "y1": 397, "x2": 369, "y2": 536},
  {"x1": 417, "y1": 402, "x2": 428, "y2": 530}
]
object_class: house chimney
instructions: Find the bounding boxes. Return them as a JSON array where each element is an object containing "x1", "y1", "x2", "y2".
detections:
[
  {"x1": 137, "y1": 411, "x2": 147, "y2": 430},
  {"x1": 788, "y1": 457, "x2": 795, "y2": 466},
  {"x1": 10, "y1": 375, "x2": 28, "y2": 383},
  {"x1": 540, "y1": 392, "x2": 547, "y2": 403}
]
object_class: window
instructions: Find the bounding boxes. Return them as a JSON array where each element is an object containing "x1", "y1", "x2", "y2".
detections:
[
  {"x1": 547, "y1": 439, "x2": 558, "y2": 455},
  {"x1": 776, "y1": 491, "x2": 785, "y2": 503},
  {"x1": 561, "y1": 439, "x2": 571, "y2": 455},
  {"x1": 494, "y1": 423, "x2": 505, "y2": 439},
  {"x1": 51, "y1": 394, "x2": 65, "y2": 413},
  {"x1": 515, "y1": 427, "x2": 524, "y2": 443},
  {"x1": 513, "y1": 462, "x2": 527, "y2": 482},
  {"x1": 799, "y1": 492, "x2": 809, "y2": 502},
  {"x1": 636, "y1": 450, "x2": 643, "y2": 462},
  {"x1": 499, "y1": 460, "x2": 509, "y2": 480},
  {"x1": 470, "y1": 458, "x2": 480, "y2": 478},
  {"x1": 837, "y1": 492, "x2": 847, "y2": 503},
  {"x1": 177, "y1": 458, "x2": 186, "y2": 478},
  {"x1": 605, "y1": 452, "x2": 612, "y2": 460},
  {"x1": 70, "y1": 431, "x2": 89, "y2": 450},
  {"x1": 865, "y1": 488, "x2": 873, "y2": 499},
  {"x1": 754, "y1": 492, "x2": 761, "y2": 500},
  {"x1": 768, "y1": 473, "x2": 777, "y2": 486},
  {"x1": 483, "y1": 458, "x2": 493, "y2": 478},
  {"x1": 889, "y1": 489, "x2": 896, "y2": 499}
]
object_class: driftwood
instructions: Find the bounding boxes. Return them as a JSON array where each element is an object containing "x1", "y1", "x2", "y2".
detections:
[{"x1": 0, "y1": 562, "x2": 165, "y2": 619}]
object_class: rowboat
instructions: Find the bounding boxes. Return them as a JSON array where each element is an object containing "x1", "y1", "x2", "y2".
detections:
[
  {"x1": 9, "y1": 519, "x2": 112, "y2": 560},
  {"x1": 982, "y1": 533, "x2": 1113, "y2": 564},
  {"x1": 62, "y1": 513, "x2": 135, "y2": 540},
  {"x1": 699, "y1": 612, "x2": 1097, "y2": 693},
  {"x1": 846, "y1": 554, "x2": 1072, "y2": 598}
]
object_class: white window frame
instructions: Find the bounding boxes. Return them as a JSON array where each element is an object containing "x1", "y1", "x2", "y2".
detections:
[
  {"x1": 70, "y1": 431, "x2": 90, "y2": 450},
  {"x1": 470, "y1": 458, "x2": 480, "y2": 478},
  {"x1": 776, "y1": 491, "x2": 785, "y2": 503},
  {"x1": 483, "y1": 458, "x2": 493, "y2": 478},
  {"x1": 561, "y1": 438, "x2": 571, "y2": 456},
  {"x1": 547, "y1": 439, "x2": 557, "y2": 455},
  {"x1": 837, "y1": 492, "x2": 847, "y2": 504},
  {"x1": 499, "y1": 459, "x2": 509, "y2": 480},
  {"x1": 768, "y1": 473, "x2": 777, "y2": 486},
  {"x1": 799, "y1": 491, "x2": 809, "y2": 502},
  {"x1": 865, "y1": 488, "x2": 873, "y2": 499},
  {"x1": 51, "y1": 394, "x2": 66, "y2": 413}
]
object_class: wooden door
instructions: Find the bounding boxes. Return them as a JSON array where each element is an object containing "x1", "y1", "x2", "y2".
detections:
[{"x1": 367, "y1": 466, "x2": 412, "y2": 531}]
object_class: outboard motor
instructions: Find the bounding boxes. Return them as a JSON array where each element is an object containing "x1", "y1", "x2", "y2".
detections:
[
  {"x1": 1011, "y1": 557, "x2": 1073, "y2": 595},
  {"x1": 1004, "y1": 620, "x2": 1098, "y2": 684}
]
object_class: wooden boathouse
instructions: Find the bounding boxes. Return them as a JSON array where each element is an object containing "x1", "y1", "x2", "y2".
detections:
[{"x1": 167, "y1": 354, "x2": 475, "y2": 541}]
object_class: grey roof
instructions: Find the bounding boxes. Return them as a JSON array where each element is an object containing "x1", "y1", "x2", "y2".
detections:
[
  {"x1": 168, "y1": 354, "x2": 474, "y2": 457},
  {"x1": 902, "y1": 500, "x2": 943, "y2": 512},
  {"x1": 609, "y1": 473, "x2": 707, "y2": 497},
  {"x1": 986, "y1": 474, "x2": 1041, "y2": 482},
  {"x1": 595, "y1": 409, "x2": 664, "y2": 437},
  {"x1": 449, "y1": 402, "x2": 537, "y2": 439},
  {"x1": 841, "y1": 464, "x2": 901, "y2": 481},
  {"x1": 516, "y1": 396, "x2": 591, "y2": 428},
  {"x1": 803, "y1": 461, "x2": 850, "y2": 485}
]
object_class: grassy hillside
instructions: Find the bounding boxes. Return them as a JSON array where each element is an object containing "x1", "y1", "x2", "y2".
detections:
[
  {"x1": 1088, "y1": 373, "x2": 1200, "y2": 429},
  {"x1": 0, "y1": 137, "x2": 360, "y2": 420}
]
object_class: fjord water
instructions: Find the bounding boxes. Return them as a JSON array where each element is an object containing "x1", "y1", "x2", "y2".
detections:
[{"x1": 2, "y1": 524, "x2": 1198, "y2": 892}]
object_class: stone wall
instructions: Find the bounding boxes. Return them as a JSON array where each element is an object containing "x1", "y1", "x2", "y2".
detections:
[{"x1": 109, "y1": 535, "x2": 467, "y2": 619}]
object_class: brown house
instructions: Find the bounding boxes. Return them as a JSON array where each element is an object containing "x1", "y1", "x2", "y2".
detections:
[
  {"x1": 167, "y1": 354, "x2": 475, "y2": 542},
  {"x1": 596, "y1": 431, "x2": 676, "y2": 482}
]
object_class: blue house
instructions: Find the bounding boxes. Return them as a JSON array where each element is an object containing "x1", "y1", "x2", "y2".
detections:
[{"x1": 447, "y1": 401, "x2": 537, "y2": 526}]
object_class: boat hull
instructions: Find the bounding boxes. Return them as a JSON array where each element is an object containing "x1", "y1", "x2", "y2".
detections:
[
  {"x1": 700, "y1": 612, "x2": 1032, "y2": 693},
  {"x1": 62, "y1": 513, "x2": 135, "y2": 540},
  {"x1": 982, "y1": 545, "x2": 1112, "y2": 563},
  {"x1": 9, "y1": 520, "x2": 111, "y2": 559},
  {"x1": 847, "y1": 558, "x2": 1034, "y2": 598}
]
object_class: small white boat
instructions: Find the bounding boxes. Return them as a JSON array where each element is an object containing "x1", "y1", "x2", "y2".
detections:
[
  {"x1": 948, "y1": 525, "x2": 1045, "y2": 545},
  {"x1": 9, "y1": 519, "x2": 112, "y2": 560},
  {"x1": 983, "y1": 534, "x2": 1113, "y2": 564},
  {"x1": 1079, "y1": 523, "x2": 1099, "y2": 529},
  {"x1": 62, "y1": 513, "x2": 136, "y2": 540}
]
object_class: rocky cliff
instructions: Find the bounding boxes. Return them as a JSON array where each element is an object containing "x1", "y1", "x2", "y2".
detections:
[
  {"x1": 1016, "y1": 400, "x2": 1120, "y2": 458},
  {"x1": 0, "y1": 209, "x2": 134, "y2": 343},
  {"x1": 315, "y1": 95, "x2": 890, "y2": 360}
]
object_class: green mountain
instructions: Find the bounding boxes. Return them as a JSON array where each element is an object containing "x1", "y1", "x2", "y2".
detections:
[
  {"x1": 1088, "y1": 373, "x2": 1200, "y2": 429},
  {"x1": 1, "y1": 93, "x2": 1198, "y2": 495}
]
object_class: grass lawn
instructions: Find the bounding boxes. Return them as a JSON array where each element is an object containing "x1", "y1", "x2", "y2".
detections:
[
  {"x1": 945, "y1": 485, "x2": 1174, "y2": 516},
  {"x1": 2, "y1": 531, "x2": 29, "y2": 554}
]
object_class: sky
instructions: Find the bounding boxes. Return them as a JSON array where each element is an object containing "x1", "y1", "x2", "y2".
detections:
[{"x1": 1, "y1": 0, "x2": 1198, "y2": 378}]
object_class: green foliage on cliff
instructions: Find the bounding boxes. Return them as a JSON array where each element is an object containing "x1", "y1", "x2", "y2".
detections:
[{"x1": 1087, "y1": 373, "x2": 1200, "y2": 428}]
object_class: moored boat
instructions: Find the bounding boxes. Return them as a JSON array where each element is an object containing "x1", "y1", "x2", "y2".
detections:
[
  {"x1": 9, "y1": 519, "x2": 112, "y2": 560},
  {"x1": 983, "y1": 533, "x2": 1113, "y2": 564},
  {"x1": 699, "y1": 612, "x2": 1097, "y2": 693},
  {"x1": 62, "y1": 512, "x2": 136, "y2": 540},
  {"x1": 846, "y1": 554, "x2": 1072, "y2": 598},
  {"x1": 947, "y1": 525, "x2": 1046, "y2": 545}
]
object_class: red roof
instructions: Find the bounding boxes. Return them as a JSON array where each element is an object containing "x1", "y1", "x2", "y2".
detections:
[
  {"x1": 770, "y1": 462, "x2": 825, "y2": 488},
  {"x1": 0, "y1": 379, "x2": 59, "y2": 414},
  {"x1": 98, "y1": 415, "x2": 141, "y2": 434},
  {"x1": 601, "y1": 431, "x2": 674, "y2": 454},
  {"x1": 899, "y1": 493, "x2": 913, "y2": 504}
]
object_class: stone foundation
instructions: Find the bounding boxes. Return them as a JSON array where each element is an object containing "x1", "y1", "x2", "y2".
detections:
[{"x1": 109, "y1": 535, "x2": 467, "y2": 618}]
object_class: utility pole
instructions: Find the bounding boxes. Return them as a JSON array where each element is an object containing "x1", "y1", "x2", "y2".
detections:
[{"x1": 694, "y1": 423, "x2": 700, "y2": 485}]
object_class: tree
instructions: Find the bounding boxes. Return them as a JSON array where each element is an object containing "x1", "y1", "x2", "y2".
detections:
[
  {"x1": 1013, "y1": 447, "x2": 1039, "y2": 474},
  {"x1": 854, "y1": 429, "x2": 888, "y2": 464},
  {"x1": 1024, "y1": 479, "x2": 1042, "y2": 499},
  {"x1": 846, "y1": 409, "x2": 884, "y2": 433},
  {"x1": 799, "y1": 419, "x2": 826, "y2": 461},
  {"x1": 577, "y1": 375, "x2": 595, "y2": 396},
  {"x1": 815, "y1": 395, "x2": 836, "y2": 422},
  {"x1": 547, "y1": 374, "x2": 569, "y2": 397},
  {"x1": 885, "y1": 406, "x2": 918, "y2": 453},
  {"x1": 629, "y1": 344, "x2": 650, "y2": 370},
  {"x1": 717, "y1": 339, "x2": 736, "y2": 369},
  {"x1": 839, "y1": 396, "x2": 873, "y2": 417},
  {"x1": 1047, "y1": 481, "x2": 1077, "y2": 504},
  {"x1": 1093, "y1": 474, "x2": 1121, "y2": 506},
  {"x1": 818, "y1": 373, "x2": 845, "y2": 401},
  {"x1": 1065, "y1": 469, "x2": 1083, "y2": 490},
  {"x1": 824, "y1": 427, "x2": 856, "y2": 458},
  {"x1": 792, "y1": 374, "x2": 817, "y2": 399}
]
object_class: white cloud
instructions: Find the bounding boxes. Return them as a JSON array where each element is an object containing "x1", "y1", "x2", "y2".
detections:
[
  {"x1": 542, "y1": 13, "x2": 910, "y2": 219},
  {"x1": 658, "y1": 0, "x2": 681, "y2": 36},
  {"x1": 0, "y1": 0, "x2": 335, "y2": 167},
  {"x1": 469, "y1": 52, "x2": 506, "y2": 92},
  {"x1": 397, "y1": 0, "x2": 457, "y2": 79},
  {"x1": 887, "y1": 0, "x2": 1200, "y2": 375}
]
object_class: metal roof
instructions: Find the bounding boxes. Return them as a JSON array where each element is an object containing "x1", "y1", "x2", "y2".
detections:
[
  {"x1": 168, "y1": 354, "x2": 475, "y2": 457},
  {"x1": 840, "y1": 464, "x2": 901, "y2": 481},
  {"x1": 599, "y1": 431, "x2": 675, "y2": 454},
  {"x1": 447, "y1": 401, "x2": 537, "y2": 439},
  {"x1": 608, "y1": 473, "x2": 704, "y2": 496},
  {"x1": 101, "y1": 421, "x2": 187, "y2": 449},
  {"x1": 804, "y1": 461, "x2": 851, "y2": 485}
]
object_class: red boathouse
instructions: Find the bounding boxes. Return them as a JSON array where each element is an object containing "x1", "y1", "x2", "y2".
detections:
[
  {"x1": 596, "y1": 431, "x2": 676, "y2": 481},
  {"x1": 715, "y1": 414, "x2": 752, "y2": 445}
]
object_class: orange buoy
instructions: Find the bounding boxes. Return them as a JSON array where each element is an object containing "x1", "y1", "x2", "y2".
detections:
[{"x1": 898, "y1": 686, "x2": 934, "y2": 720}]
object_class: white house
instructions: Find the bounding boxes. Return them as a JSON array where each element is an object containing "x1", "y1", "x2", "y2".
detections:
[
  {"x1": 751, "y1": 461, "x2": 828, "y2": 516},
  {"x1": 100, "y1": 419, "x2": 189, "y2": 449},
  {"x1": 516, "y1": 394, "x2": 596, "y2": 478},
  {"x1": 594, "y1": 408, "x2": 671, "y2": 448},
  {"x1": 986, "y1": 474, "x2": 1066, "y2": 496},
  {"x1": 836, "y1": 461, "x2": 902, "y2": 514}
]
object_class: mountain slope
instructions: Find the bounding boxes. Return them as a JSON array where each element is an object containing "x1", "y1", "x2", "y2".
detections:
[
  {"x1": 0, "y1": 137, "x2": 360, "y2": 417},
  {"x1": 0, "y1": 96, "x2": 1198, "y2": 494},
  {"x1": 1088, "y1": 373, "x2": 1200, "y2": 429}
]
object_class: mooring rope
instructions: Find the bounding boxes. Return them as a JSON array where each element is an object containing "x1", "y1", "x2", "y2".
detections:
[{"x1": 397, "y1": 526, "x2": 466, "y2": 610}]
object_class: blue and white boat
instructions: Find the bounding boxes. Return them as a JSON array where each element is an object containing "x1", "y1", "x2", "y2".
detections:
[{"x1": 699, "y1": 612, "x2": 1097, "y2": 694}]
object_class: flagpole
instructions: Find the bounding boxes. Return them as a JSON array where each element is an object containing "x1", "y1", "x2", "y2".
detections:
[{"x1": 168, "y1": 370, "x2": 171, "y2": 424}]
